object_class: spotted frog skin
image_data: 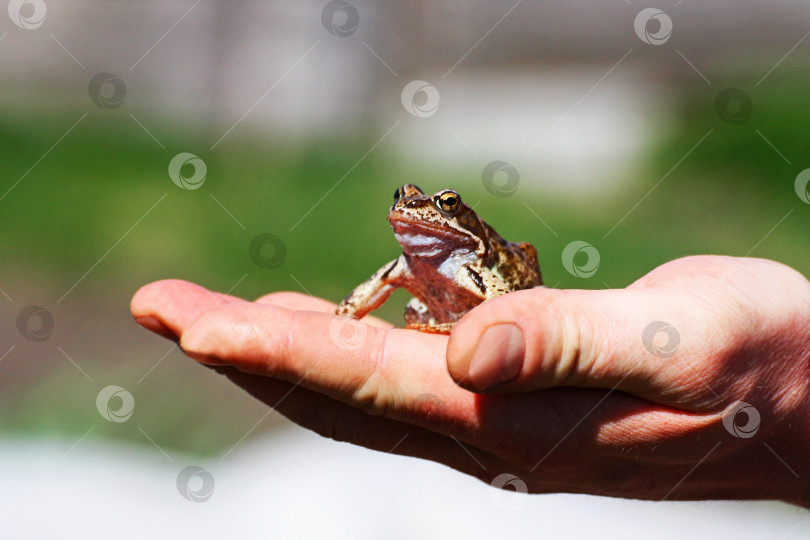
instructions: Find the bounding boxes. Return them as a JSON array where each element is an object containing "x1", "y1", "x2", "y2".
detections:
[{"x1": 336, "y1": 184, "x2": 542, "y2": 334}]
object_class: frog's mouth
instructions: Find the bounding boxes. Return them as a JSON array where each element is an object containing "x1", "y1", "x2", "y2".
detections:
[{"x1": 389, "y1": 220, "x2": 476, "y2": 257}]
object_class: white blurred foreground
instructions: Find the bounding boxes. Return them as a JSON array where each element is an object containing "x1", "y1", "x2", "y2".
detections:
[{"x1": 0, "y1": 429, "x2": 807, "y2": 539}]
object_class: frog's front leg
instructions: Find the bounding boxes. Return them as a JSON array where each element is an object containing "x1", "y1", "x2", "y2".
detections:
[
  {"x1": 455, "y1": 264, "x2": 510, "y2": 301},
  {"x1": 336, "y1": 256, "x2": 406, "y2": 319}
]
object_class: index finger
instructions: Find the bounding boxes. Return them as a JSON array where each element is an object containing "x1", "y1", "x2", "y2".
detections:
[
  {"x1": 133, "y1": 280, "x2": 475, "y2": 431},
  {"x1": 179, "y1": 302, "x2": 475, "y2": 423}
]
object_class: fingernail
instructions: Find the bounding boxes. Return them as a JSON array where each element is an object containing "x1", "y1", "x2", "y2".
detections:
[
  {"x1": 135, "y1": 316, "x2": 177, "y2": 342},
  {"x1": 466, "y1": 324, "x2": 525, "y2": 390}
]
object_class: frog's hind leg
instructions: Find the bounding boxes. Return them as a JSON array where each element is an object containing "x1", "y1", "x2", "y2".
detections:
[
  {"x1": 404, "y1": 298, "x2": 455, "y2": 335},
  {"x1": 514, "y1": 242, "x2": 543, "y2": 287}
]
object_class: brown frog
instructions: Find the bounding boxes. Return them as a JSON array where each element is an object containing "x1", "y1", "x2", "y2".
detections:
[{"x1": 336, "y1": 184, "x2": 542, "y2": 334}]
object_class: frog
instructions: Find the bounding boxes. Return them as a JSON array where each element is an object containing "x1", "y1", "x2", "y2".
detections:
[{"x1": 335, "y1": 184, "x2": 542, "y2": 334}]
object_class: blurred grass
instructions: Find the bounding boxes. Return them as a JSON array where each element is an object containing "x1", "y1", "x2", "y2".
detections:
[{"x1": 1, "y1": 69, "x2": 809, "y2": 455}]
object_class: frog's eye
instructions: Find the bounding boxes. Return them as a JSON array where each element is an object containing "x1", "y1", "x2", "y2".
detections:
[
  {"x1": 393, "y1": 187, "x2": 402, "y2": 201},
  {"x1": 437, "y1": 191, "x2": 461, "y2": 214}
]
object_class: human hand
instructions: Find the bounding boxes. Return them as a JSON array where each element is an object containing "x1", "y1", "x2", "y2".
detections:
[{"x1": 130, "y1": 255, "x2": 810, "y2": 507}]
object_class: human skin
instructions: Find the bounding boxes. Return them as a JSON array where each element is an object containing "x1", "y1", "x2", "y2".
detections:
[{"x1": 131, "y1": 255, "x2": 810, "y2": 507}]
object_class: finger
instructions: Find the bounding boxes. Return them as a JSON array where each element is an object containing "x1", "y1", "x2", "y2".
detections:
[
  {"x1": 178, "y1": 302, "x2": 492, "y2": 436},
  {"x1": 213, "y1": 366, "x2": 499, "y2": 481},
  {"x1": 446, "y1": 284, "x2": 717, "y2": 408},
  {"x1": 131, "y1": 279, "x2": 247, "y2": 350},
  {"x1": 255, "y1": 291, "x2": 394, "y2": 329},
  {"x1": 254, "y1": 291, "x2": 337, "y2": 310}
]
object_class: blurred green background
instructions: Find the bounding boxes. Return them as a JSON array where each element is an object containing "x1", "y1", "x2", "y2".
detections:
[
  {"x1": 1, "y1": 2, "x2": 808, "y2": 462},
  {"x1": 3, "y1": 78, "x2": 809, "y2": 456}
]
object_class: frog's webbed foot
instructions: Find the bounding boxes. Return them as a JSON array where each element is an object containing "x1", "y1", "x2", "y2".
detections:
[
  {"x1": 404, "y1": 298, "x2": 455, "y2": 334},
  {"x1": 405, "y1": 322, "x2": 456, "y2": 335}
]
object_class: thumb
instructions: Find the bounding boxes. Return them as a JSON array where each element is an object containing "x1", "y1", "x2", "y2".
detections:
[{"x1": 446, "y1": 286, "x2": 702, "y2": 405}]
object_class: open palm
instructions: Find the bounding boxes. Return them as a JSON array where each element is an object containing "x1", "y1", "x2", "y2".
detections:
[{"x1": 131, "y1": 255, "x2": 810, "y2": 507}]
